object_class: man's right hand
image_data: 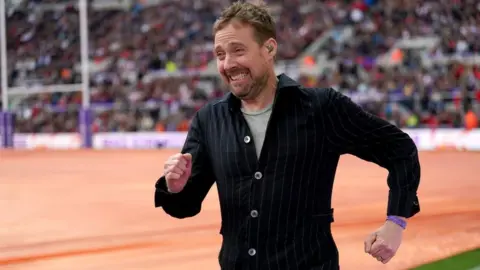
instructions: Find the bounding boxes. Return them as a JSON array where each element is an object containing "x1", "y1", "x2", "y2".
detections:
[{"x1": 163, "y1": 153, "x2": 192, "y2": 193}]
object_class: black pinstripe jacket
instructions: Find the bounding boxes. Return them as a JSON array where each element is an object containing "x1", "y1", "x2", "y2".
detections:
[{"x1": 154, "y1": 74, "x2": 421, "y2": 270}]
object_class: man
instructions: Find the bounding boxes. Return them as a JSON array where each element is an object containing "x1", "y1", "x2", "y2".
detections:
[{"x1": 154, "y1": 1, "x2": 421, "y2": 269}]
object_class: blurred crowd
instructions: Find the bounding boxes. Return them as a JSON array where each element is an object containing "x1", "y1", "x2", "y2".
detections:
[
  {"x1": 313, "y1": 0, "x2": 480, "y2": 128},
  {"x1": 1, "y1": 0, "x2": 479, "y2": 133}
]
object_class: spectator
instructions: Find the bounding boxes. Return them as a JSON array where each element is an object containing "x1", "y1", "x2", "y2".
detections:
[
  {"x1": 2, "y1": 0, "x2": 479, "y2": 133},
  {"x1": 465, "y1": 109, "x2": 478, "y2": 130}
]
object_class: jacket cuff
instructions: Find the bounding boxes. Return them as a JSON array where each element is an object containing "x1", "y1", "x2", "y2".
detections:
[
  {"x1": 386, "y1": 190, "x2": 420, "y2": 218},
  {"x1": 154, "y1": 175, "x2": 172, "y2": 207},
  {"x1": 153, "y1": 175, "x2": 201, "y2": 218}
]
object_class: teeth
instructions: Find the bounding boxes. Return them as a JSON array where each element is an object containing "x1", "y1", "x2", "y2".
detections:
[{"x1": 230, "y1": 73, "x2": 248, "y2": 81}]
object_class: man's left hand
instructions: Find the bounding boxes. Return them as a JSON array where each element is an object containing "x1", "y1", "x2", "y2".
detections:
[{"x1": 364, "y1": 220, "x2": 404, "y2": 264}]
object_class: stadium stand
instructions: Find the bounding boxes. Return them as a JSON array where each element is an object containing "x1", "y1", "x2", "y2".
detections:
[{"x1": 1, "y1": 0, "x2": 479, "y2": 133}]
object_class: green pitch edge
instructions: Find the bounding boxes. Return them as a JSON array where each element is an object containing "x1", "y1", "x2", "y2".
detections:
[{"x1": 410, "y1": 248, "x2": 480, "y2": 270}]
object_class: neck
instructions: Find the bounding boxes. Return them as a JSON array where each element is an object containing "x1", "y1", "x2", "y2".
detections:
[{"x1": 241, "y1": 72, "x2": 277, "y2": 112}]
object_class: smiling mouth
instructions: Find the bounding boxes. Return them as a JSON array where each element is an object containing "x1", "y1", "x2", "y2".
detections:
[{"x1": 228, "y1": 71, "x2": 250, "y2": 82}]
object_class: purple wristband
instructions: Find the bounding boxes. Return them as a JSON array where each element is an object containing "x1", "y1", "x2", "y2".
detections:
[{"x1": 386, "y1": 216, "x2": 407, "y2": 229}]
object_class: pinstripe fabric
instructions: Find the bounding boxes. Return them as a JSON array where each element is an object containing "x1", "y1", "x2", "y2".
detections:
[{"x1": 154, "y1": 74, "x2": 421, "y2": 270}]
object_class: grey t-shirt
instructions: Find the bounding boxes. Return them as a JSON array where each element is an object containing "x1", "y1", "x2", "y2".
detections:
[{"x1": 241, "y1": 102, "x2": 273, "y2": 159}]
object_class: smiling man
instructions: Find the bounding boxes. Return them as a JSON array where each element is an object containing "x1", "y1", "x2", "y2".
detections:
[{"x1": 154, "y1": 1, "x2": 421, "y2": 270}]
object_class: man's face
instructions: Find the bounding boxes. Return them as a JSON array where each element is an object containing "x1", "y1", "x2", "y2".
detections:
[{"x1": 214, "y1": 21, "x2": 270, "y2": 100}]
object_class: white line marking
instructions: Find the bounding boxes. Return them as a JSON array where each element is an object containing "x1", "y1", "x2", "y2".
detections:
[{"x1": 467, "y1": 264, "x2": 480, "y2": 270}]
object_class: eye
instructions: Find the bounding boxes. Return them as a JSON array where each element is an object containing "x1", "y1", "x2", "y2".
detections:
[{"x1": 216, "y1": 52, "x2": 225, "y2": 60}]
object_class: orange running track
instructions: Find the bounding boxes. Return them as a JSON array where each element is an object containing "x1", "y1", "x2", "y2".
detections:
[{"x1": 0, "y1": 150, "x2": 479, "y2": 270}]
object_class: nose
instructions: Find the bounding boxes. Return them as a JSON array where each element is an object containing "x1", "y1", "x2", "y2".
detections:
[{"x1": 223, "y1": 54, "x2": 236, "y2": 71}]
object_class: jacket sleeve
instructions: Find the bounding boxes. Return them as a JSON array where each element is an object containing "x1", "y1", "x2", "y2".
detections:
[
  {"x1": 154, "y1": 109, "x2": 216, "y2": 219},
  {"x1": 319, "y1": 88, "x2": 421, "y2": 218}
]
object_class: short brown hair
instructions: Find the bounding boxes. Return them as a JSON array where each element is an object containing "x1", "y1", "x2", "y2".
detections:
[{"x1": 213, "y1": 1, "x2": 276, "y2": 45}]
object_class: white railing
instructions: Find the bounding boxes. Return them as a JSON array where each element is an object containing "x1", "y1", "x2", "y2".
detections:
[{"x1": 11, "y1": 129, "x2": 480, "y2": 151}]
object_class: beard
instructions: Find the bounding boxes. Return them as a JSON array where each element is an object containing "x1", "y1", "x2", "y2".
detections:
[{"x1": 230, "y1": 71, "x2": 269, "y2": 101}]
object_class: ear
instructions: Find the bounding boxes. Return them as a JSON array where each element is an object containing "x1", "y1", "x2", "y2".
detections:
[{"x1": 264, "y1": 38, "x2": 277, "y2": 60}]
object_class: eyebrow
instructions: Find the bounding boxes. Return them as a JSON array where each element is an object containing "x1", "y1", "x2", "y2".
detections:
[{"x1": 215, "y1": 42, "x2": 246, "y2": 52}]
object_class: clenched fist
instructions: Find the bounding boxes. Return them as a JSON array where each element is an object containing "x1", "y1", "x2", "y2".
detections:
[
  {"x1": 163, "y1": 153, "x2": 192, "y2": 193},
  {"x1": 364, "y1": 220, "x2": 403, "y2": 264}
]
